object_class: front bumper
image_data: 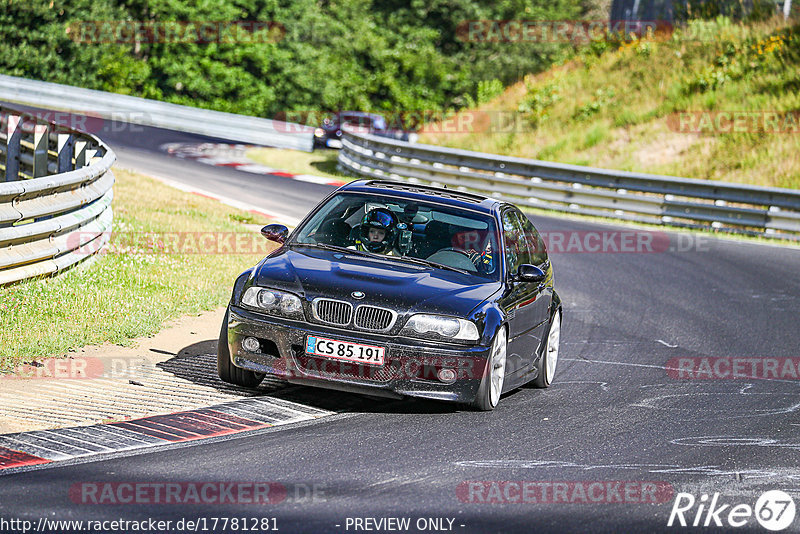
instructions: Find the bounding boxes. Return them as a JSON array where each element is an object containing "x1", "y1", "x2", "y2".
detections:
[{"x1": 227, "y1": 305, "x2": 490, "y2": 404}]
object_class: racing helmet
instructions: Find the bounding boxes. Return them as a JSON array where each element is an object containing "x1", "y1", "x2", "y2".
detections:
[{"x1": 358, "y1": 208, "x2": 398, "y2": 253}]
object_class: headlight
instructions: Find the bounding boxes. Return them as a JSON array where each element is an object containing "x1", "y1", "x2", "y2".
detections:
[
  {"x1": 241, "y1": 287, "x2": 304, "y2": 319},
  {"x1": 401, "y1": 314, "x2": 480, "y2": 342},
  {"x1": 314, "y1": 128, "x2": 325, "y2": 137}
]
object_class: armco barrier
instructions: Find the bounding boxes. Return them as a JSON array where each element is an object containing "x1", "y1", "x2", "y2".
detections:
[
  {"x1": 0, "y1": 105, "x2": 114, "y2": 285},
  {"x1": 338, "y1": 128, "x2": 800, "y2": 240},
  {"x1": 0, "y1": 74, "x2": 314, "y2": 152}
]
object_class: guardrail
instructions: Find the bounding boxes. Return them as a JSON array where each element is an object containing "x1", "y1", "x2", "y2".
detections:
[
  {"x1": 0, "y1": 104, "x2": 114, "y2": 286},
  {"x1": 338, "y1": 128, "x2": 800, "y2": 240},
  {"x1": 0, "y1": 74, "x2": 314, "y2": 152}
]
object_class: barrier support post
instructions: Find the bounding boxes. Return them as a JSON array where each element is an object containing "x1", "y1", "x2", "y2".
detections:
[
  {"x1": 57, "y1": 133, "x2": 74, "y2": 173},
  {"x1": 32, "y1": 124, "x2": 49, "y2": 178},
  {"x1": 4, "y1": 114, "x2": 21, "y2": 182}
]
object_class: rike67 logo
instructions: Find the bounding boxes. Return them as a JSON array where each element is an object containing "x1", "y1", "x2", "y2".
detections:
[{"x1": 668, "y1": 490, "x2": 796, "y2": 531}]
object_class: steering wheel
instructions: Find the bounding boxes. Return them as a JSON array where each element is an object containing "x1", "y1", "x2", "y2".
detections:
[
  {"x1": 436, "y1": 247, "x2": 472, "y2": 258},
  {"x1": 426, "y1": 248, "x2": 478, "y2": 272}
]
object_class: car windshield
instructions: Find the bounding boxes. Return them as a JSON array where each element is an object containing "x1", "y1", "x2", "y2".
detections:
[{"x1": 291, "y1": 192, "x2": 500, "y2": 280}]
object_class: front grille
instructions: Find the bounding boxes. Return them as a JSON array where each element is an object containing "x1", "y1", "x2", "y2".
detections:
[
  {"x1": 296, "y1": 354, "x2": 399, "y2": 382},
  {"x1": 313, "y1": 298, "x2": 353, "y2": 326},
  {"x1": 354, "y1": 305, "x2": 396, "y2": 331}
]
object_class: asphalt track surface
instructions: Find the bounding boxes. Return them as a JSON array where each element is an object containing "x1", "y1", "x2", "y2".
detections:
[{"x1": 2, "y1": 121, "x2": 800, "y2": 533}]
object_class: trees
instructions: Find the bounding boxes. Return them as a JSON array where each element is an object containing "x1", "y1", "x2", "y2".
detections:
[{"x1": 0, "y1": 0, "x2": 585, "y2": 118}]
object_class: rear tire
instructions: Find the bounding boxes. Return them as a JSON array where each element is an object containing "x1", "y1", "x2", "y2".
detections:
[
  {"x1": 471, "y1": 327, "x2": 507, "y2": 411},
  {"x1": 533, "y1": 310, "x2": 560, "y2": 388},
  {"x1": 217, "y1": 307, "x2": 265, "y2": 388}
]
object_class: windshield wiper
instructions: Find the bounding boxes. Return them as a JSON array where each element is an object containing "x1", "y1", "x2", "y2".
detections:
[{"x1": 393, "y1": 255, "x2": 473, "y2": 275}]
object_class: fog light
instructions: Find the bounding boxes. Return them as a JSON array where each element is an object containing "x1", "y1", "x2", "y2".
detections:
[
  {"x1": 437, "y1": 368, "x2": 457, "y2": 384},
  {"x1": 242, "y1": 337, "x2": 260, "y2": 353}
]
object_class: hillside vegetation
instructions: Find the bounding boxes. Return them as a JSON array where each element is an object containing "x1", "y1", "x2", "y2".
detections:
[{"x1": 420, "y1": 17, "x2": 800, "y2": 189}]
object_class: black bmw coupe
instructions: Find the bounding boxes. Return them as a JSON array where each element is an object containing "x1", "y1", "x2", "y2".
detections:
[{"x1": 219, "y1": 180, "x2": 561, "y2": 410}]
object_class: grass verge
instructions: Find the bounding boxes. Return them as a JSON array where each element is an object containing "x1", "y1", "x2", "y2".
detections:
[
  {"x1": 0, "y1": 167, "x2": 276, "y2": 371},
  {"x1": 246, "y1": 147, "x2": 354, "y2": 182}
]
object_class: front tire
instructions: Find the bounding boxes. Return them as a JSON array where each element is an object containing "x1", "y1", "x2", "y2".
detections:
[
  {"x1": 533, "y1": 310, "x2": 560, "y2": 388},
  {"x1": 471, "y1": 327, "x2": 508, "y2": 411},
  {"x1": 217, "y1": 307, "x2": 265, "y2": 388}
]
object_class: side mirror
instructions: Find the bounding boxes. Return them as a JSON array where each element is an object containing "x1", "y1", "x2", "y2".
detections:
[
  {"x1": 514, "y1": 264, "x2": 546, "y2": 284},
  {"x1": 261, "y1": 224, "x2": 289, "y2": 244}
]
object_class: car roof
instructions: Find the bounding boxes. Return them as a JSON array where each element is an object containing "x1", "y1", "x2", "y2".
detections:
[{"x1": 339, "y1": 180, "x2": 501, "y2": 215}]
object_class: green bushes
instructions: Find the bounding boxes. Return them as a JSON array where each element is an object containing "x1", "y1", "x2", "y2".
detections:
[
  {"x1": 476, "y1": 79, "x2": 505, "y2": 105},
  {"x1": 0, "y1": 0, "x2": 591, "y2": 119},
  {"x1": 573, "y1": 87, "x2": 616, "y2": 120},
  {"x1": 518, "y1": 80, "x2": 562, "y2": 126}
]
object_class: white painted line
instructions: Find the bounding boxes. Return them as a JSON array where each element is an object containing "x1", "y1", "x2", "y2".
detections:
[
  {"x1": 294, "y1": 174, "x2": 345, "y2": 185},
  {"x1": 0, "y1": 437, "x2": 77, "y2": 460},
  {"x1": 37, "y1": 430, "x2": 116, "y2": 453},
  {"x1": 90, "y1": 425, "x2": 166, "y2": 445},
  {"x1": 240, "y1": 397, "x2": 332, "y2": 417},
  {"x1": 234, "y1": 164, "x2": 280, "y2": 174}
]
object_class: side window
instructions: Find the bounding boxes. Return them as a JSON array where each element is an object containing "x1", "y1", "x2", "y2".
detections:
[
  {"x1": 502, "y1": 209, "x2": 531, "y2": 275},
  {"x1": 521, "y1": 216, "x2": 548, "y2": 267}
]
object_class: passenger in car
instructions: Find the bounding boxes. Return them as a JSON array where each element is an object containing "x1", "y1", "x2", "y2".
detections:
[
  {"x1": 355, "y1": 208, "x2": 400, "y2": 255},
  {"x1": 367, "y1": 226, "x2": 386, "y2": 243}
]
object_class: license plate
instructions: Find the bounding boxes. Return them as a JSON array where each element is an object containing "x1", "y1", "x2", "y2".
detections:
[
  {"x1": 326, "y1": 139, "x2": 343, "y2": 148},
  {"x1": 305, "y1": 336, "x2": 385, "y2": 366}
]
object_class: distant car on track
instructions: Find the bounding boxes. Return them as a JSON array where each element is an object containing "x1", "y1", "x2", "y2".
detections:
[
  {"x1": 313, "y1": 111, "x2": 417, "y2": 149},
  {"x1": 218, "y1": 180, "x2": 561, "y2": 410}
]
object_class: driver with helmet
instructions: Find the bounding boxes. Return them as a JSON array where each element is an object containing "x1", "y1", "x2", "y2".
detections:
[{"x1": 356, "y1": 207, "x2": 399, "y2": 255}]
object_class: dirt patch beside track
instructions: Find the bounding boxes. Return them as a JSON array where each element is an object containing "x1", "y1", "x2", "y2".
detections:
[{"x1": 0, "y1": 307, "x2": 288, "y2": 434}]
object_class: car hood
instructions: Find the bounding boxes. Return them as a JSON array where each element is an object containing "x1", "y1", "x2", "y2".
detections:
[{"x1": 252, "y1": 247, "x2": 501, "y2": 317}]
